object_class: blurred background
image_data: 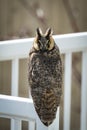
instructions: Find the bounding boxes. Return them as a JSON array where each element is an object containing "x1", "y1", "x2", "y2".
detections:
[{"x1": 0, "y1": 0, "x2": 87, "y2": 130}]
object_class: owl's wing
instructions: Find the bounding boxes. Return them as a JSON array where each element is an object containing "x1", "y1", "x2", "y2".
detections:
[
  {"x1": 28, "y1": 55, "x2": 32, "y2": 85},
  {"x1": 28, "y1": 48, "x2": 36, "y2": 85},
  {"x1": 56, "y1": 56, "x2": 63, "y2": 106}
]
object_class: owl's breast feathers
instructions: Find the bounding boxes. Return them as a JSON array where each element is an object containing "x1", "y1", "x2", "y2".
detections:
[
  {"x1": 28, "y1": 44, "x2": 62, "y2": 126},
  {"x1": 28, "y1": 44, "x2": 62, "y2": 86}
]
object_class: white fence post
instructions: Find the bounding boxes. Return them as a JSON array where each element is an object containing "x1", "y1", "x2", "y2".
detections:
[
  {"x1": 28, "y1": 120, "x2": 36, "y2": 130},
  {"x1": 11, "y1": 59, "x2": 19, "y2": 96},
  {"x1": 11, "y1": 119, "x2": 21, "y2": 130},
  {"x1": 80, "y1": 51, "x2": 87, "y2": 130},
  {"x1": 63, "y1": 53, "x2": 72, "y2": 130},
  {"x1": 11, "y1": 59, "x2": 21, "y2": 130}
]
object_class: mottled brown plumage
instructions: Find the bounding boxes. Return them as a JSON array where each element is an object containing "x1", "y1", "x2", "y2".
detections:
[{"x1": 28, "y1": 28, "x2": 62, "y2": 126}]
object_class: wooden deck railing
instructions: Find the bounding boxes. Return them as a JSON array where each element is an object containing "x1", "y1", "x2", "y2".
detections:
[{"x1": 0, "y1": 32, "x2": 87, "y2": 130}]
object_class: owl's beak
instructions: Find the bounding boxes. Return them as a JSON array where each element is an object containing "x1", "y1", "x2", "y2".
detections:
[{"x1": 41, "y1": 46, "x2": 47, "y2": 52}]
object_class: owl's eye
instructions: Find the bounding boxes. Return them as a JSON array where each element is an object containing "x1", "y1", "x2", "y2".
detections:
[
  {"x1": 46, "y1": 40, "x2": 50, "y2": 49},
  {"x1": 38, "y1": 40, "x2": 42, "y2": 44},
  {"x1": 38, "y1": 40, "x2": 43, "y2": 48},
  {"x1": 47, "y1": 37, "x2": 55, "y2": 51},
  {"x1": 33, "y1": 39, "x2": 42, "y2": 51}
]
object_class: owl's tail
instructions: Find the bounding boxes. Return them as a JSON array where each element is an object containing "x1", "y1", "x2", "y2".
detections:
[{"x1": 39, "y1": 88, "x2": 58, "y2": 126}]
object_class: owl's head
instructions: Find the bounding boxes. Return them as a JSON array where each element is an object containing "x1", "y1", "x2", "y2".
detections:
[{"x1": 33, "y1": 28, "x2": 54, "y2": 52}]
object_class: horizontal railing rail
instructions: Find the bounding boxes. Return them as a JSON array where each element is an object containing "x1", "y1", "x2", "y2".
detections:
[
  {"x1": 0, "y1": 94, "x2": 59, "y2": 130},
  {"x1": 0, "y1": 32, "x2": 87, "y2": 61}
]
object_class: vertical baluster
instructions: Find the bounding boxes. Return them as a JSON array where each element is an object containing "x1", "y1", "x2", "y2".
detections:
[
  {"x1": 80, "y1": 51, "x2": 87, "y2": 130},
  {"x1": 11, "y1": 59, "x2": 21, "y2": 130},
  {"x1": 49, "y1": 107, "x2": 60, "y2": 130},
  {"x1": 11, "y1": 119, "x2": 21, "y2": 130},
  {"x1": 63, "y1": 53, "x2": 72, "y2": 130},
  {"x1": 36, "y1": 113, "x2": 48, "y2": 130},
  {"x1": 11, "y1": 59, "x2": 19, "y2": 96},
  {"x1": 28, "y1": 120, "x2": 35, "y2": 130}
]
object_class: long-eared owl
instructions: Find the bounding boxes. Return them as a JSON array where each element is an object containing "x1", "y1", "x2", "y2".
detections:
[{"x1": 28, "y1": 28, "x2": 62, "y2": 126}]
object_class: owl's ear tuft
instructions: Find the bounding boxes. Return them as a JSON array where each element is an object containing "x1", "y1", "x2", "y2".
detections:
[
  {"x1": 36, "y1": 28, "x2": 42, "y2": 37},
  {"x1": 45, "y1": 28, "x2": 53, "y2": 38}
]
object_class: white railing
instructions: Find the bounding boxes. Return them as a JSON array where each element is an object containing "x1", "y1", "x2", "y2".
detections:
[{"x1": 0, "y1": 32, "x2": 87, "y2": 130}]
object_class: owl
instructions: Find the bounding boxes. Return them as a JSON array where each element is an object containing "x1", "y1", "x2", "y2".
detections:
[{"x1": 28, "y1": 28, "x2": 62, "y2": 126}]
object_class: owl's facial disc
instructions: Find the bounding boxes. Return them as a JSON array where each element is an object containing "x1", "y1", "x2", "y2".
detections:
[
  {"x1": 34, "y1": 36, "x2": 54, "y2": 52},
  {"x1": 38, "y1": 37, "x2": 50, "y2": 52}
]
